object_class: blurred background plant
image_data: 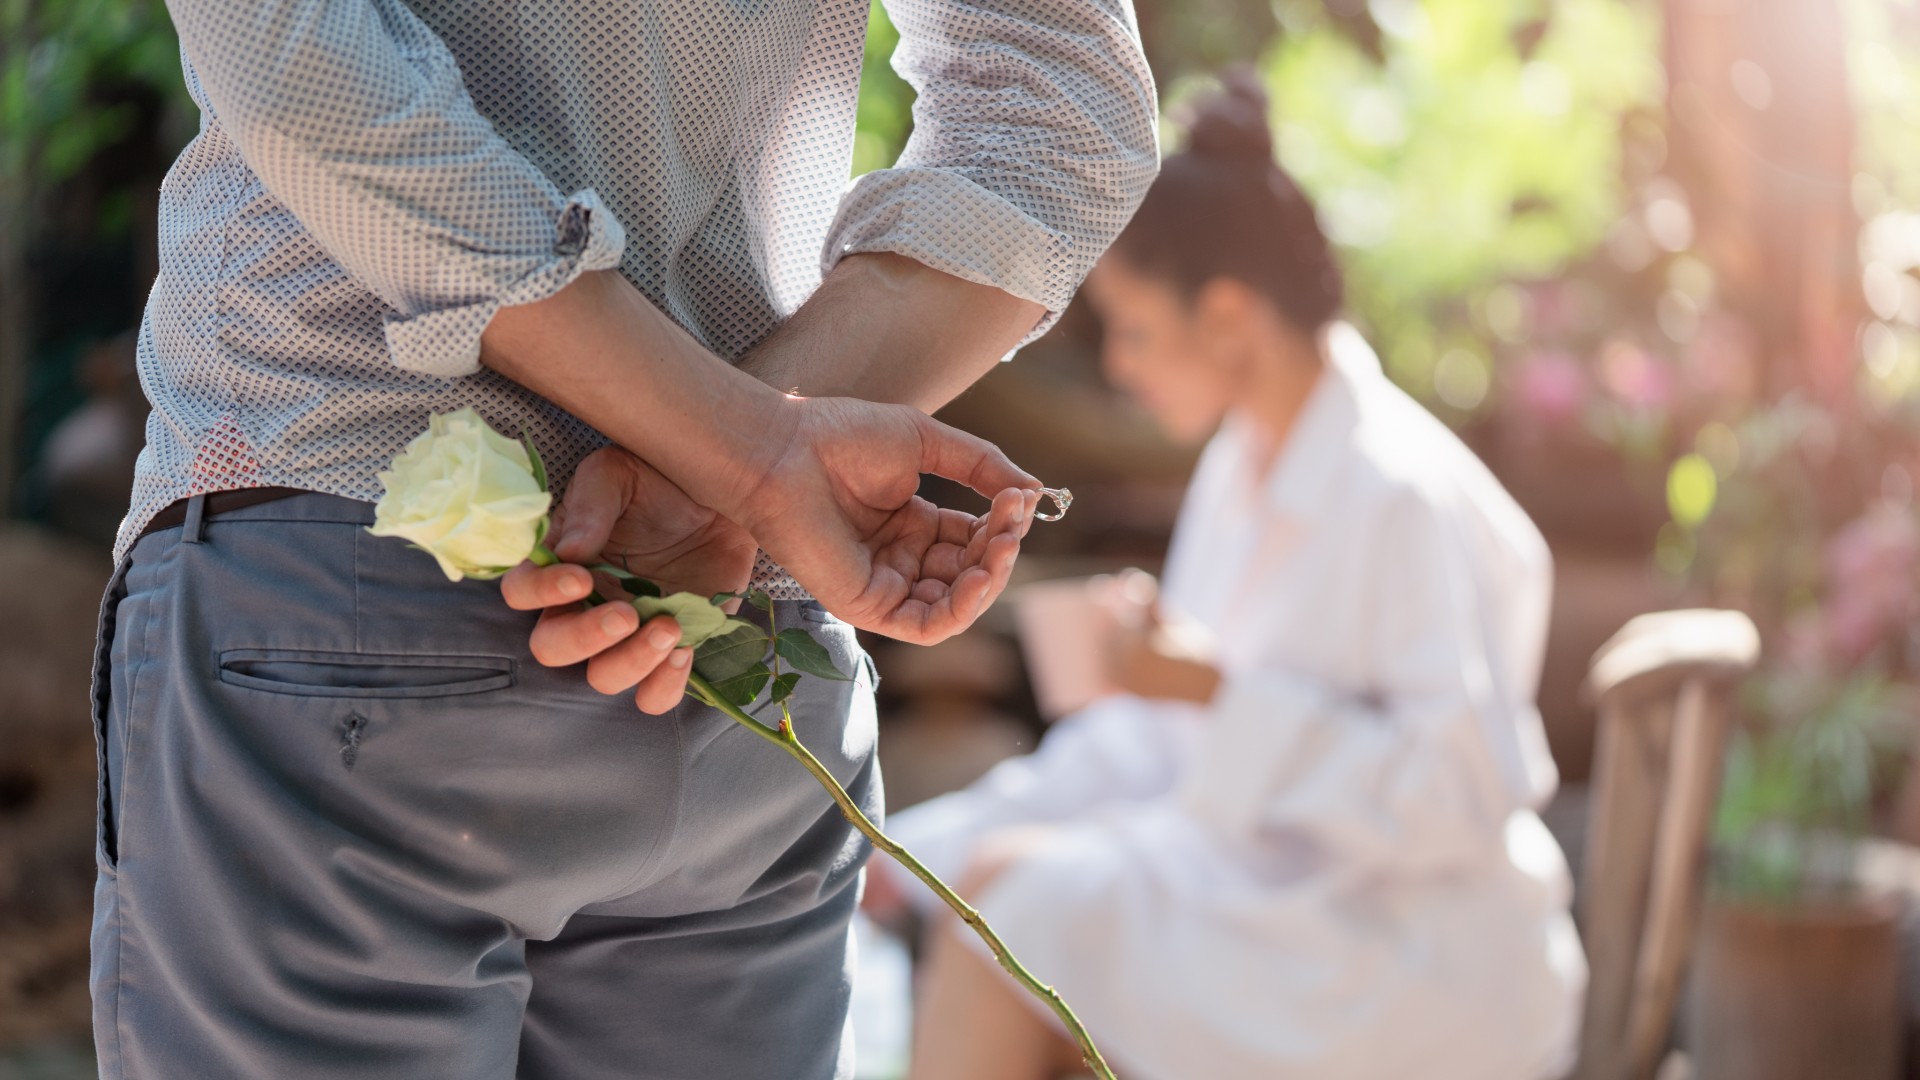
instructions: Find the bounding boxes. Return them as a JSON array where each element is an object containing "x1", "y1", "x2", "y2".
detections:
[
  {"x1": 1, "y1": 0, "x2": 186, "y2": 534},
  {"x1": 1714, "y1": 669, "x2": 1910, "y2": 906}
]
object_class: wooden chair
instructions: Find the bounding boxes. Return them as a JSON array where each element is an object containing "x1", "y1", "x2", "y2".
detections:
[{"x1": 1572, "y1": 609, "x2": 1761, "y2": 1080}]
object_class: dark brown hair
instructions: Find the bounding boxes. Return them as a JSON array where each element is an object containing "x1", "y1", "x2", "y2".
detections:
[{"x1": 1108, "y1": 73, "x2": 1344, "y2": 333}]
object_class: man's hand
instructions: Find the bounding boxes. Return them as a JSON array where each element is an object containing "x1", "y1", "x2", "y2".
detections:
[
  {"x1": 734, "y1": 396, "x2": 1041, "y2": 646},
  {"x1": 549, "y1": 446, "x2": 759, "y2": 598},
  {"x1": 500, "y1": 448, "x2": 756, "y2": 715},
  {"x1": 482, "y1": 270, "x2": 1046, "y2": 646}
]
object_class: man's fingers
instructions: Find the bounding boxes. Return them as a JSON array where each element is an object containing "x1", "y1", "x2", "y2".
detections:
[
  {"x1": 883, "y1": 522, "x2": 1024, "y2": 646},
  {"x1": 911, "y1": 412, "x2": 1039, "y2": 499},
  {"x1": 965, "y1": 488, "x2": 1028, "y2": 566},
  {"x1": 583, "y1": 614, "x2": 684, "y2": 693},
  {"x1": 633, "y1": 647, "x2": 693, "y2": 714},
  {"x1": 551, "y1": 448, "x2": 632, "y2": 563},
  {"x1": 966, "y1": 529, "x2": 1022, "y2": 619},
  {"x1": 530, "y1": 602, "x2": 640, "y2": 668},
  {"x1": 503, "y1": 561, "x2": 595, "y2": 611}
]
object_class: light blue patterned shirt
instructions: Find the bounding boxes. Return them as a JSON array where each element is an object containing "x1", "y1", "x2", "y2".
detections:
[{"x1": 122, "y1": 0, "x2": 1159, "y2": 585}]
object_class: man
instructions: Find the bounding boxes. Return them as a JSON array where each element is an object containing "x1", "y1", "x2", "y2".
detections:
[{"x1": 90, "y1": 0, "x2": 1156, "y2": 1075}]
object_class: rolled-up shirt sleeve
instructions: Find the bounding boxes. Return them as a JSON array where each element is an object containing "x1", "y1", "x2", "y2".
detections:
[
  {"x1": 824, "y1": 0, "x2": 1160, "y2": 343},
  {"x1": 165, "y1": 0, "x2": 625, "y2": 377}
]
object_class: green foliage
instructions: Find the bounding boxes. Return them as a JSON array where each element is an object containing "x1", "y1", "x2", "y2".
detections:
[
  {"x1": 1250, "y1": 0, "x2": 1662, "y2": 406},
  {"x1": 1138, "y1": 0, "x2": 1277, "y2": 86},
  {"x1": 851, "y1": 4, "x2": 914, "y2": 177},
  {"x1": 693, "y1": 622, "x2": 771, "y2": 681},
  {"x1": 768, "y1": 671, "x2": 802, "y2": 705},
  {"x1": 0, "y1": 0, "x2": 183, "y2": 187},
  {"x1": 681, "y1": 590, "x2": 850, "y2": 710},
  {"x1": 1713, "y1": 671, "x2": 1910, "y2": 906},
  {"x1": 1846, "y1": 0, "x2": 1920, "y2": 217},
  {"x1": 693, "y1": 619, "x2": 775, "y2": 709},
  {"x1": 774, "y1": 627, "x2": 852, "y2": 682},
  {"x1": 633, "y1": 592, "x2": 739, "y2": 648}
]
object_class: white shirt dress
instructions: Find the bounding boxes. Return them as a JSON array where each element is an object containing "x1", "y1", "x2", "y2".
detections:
[{"x1": 889, "y1": 325, "x2": 1587, "y2": 1080}]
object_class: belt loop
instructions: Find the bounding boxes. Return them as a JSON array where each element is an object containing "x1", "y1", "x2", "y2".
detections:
[{"x1": 182, "y1": 493, "x2": 209, "y2": 545}]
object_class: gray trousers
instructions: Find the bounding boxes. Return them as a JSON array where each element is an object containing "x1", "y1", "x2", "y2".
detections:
[{"x1": 88, "y1": 492, "x2": 880, "y2": 1079}]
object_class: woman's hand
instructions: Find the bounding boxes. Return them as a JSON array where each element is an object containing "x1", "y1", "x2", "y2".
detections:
[
  {"x1": 1104, "y1": 617, "x2": 1223, "y2": 705},
  {"x1": 500, "y1": 447, "x2": 757, "y2": 715}
]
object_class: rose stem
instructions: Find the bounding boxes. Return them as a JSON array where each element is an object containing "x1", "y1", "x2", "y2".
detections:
[{"x1": 684, "y1": 670, "x2": 1118, "y2": 1080}]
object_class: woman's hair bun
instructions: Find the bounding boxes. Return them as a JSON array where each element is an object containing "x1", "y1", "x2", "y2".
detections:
[{"x1": 1183, "y1": 71, "x2": 1274, "y2": 167}]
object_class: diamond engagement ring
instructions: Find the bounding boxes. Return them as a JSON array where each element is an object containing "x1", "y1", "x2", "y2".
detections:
[{"x1": 1035, "y1": 487, "x2": 1073, "y2": 522}]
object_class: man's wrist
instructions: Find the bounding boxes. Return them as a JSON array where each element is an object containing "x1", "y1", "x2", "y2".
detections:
[
  {"x1": 738, "y1": 252, "x2": 1046, "y2": 412},
  {"x1": 703, "y1": 383, "x2": 805, "y2": 523},
  {"x1": 481, "y1": 269, "x2": 803, "y2": 516}
]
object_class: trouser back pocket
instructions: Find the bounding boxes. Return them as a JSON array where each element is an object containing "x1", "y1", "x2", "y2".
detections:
[{"x1": 217, "y1": 649, "x2": 515, "y2": 698}]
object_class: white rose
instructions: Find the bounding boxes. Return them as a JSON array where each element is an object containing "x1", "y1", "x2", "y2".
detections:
[{"x1": 369, "y1": 408, "x2": 554, "y2": 582}]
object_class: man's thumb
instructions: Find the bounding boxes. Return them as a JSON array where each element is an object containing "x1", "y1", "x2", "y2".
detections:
[
  {"x1": 913, "y1": 411, "x2": 1040, "y2": 499},
  {"x1": 550, "y1": 451, "x2": 624, "y2": 562}
]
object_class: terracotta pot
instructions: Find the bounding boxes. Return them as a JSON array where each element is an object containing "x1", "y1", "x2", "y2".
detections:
[{"x1": 1687, "y1": 896, "x2": 1904, "y2": 1080}]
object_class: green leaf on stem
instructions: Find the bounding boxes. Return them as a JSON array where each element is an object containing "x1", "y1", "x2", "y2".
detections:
[
  {"x1": 769, "y1": 671, "x2": 802, "y2": 705},
  {"x1": 694, "y1": 623, "x2": 772, "y2": 682},
  {"x1": 519, "y1": 431, "x2": 550, "y2": 493},
  {"x1": 774, "y1": 628, "x2": 851, "y2": 681},
  {"x1": 591, "y1": 565, "x2": 663, "y2": 598},
  {"x1": 745, "y1": 589, "x2": 775, "y2": 614},
  {"x1": 633, "y1": 592, "x2": 732, "y2": 648},
  {"x1": 706, "y1": 663, "x2": 772, "y2": 709}
]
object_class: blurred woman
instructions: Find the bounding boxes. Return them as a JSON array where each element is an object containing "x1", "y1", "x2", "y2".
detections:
[{"x1": 886, "y1": 79, "x2": 1586, "y2": 1080}]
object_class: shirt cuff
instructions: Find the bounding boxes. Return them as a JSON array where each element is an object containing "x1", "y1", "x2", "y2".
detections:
[
  {"x1": 822, "y1": 167, "x2": 1075, "y2": 349},
  {"x1": 382, "y1": 189, "x2": 627, "y2": 378}
]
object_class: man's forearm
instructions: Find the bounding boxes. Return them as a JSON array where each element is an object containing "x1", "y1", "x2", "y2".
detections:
[
  {"x1": 738, "y1": 253, "x2": 1047, "y2": 413},
  {"x1": 479, "y1": 269, "x2": 794, "y2": 512}
]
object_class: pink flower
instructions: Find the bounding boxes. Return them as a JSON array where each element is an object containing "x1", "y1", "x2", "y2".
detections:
[
  {"x1": 1821, "y1": 594, "x2": 1892, "y2": 666},
  {"x1": 1598, "y1": 341, "x2": 1673, "y2": 411},
  {"x1": 1512, "y1": 350, "x2": 1590, "y2": 422},
  {"x1": 1827, "y1": 502, "x2": 1918, "y2": 601},
  {"x1": 1811, "y1": 501, "x2": 1920, "y2": 664}
]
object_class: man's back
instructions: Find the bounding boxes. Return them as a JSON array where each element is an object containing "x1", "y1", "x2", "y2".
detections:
[{"x1": 129, "y1": 0, "x2": 1157, "y2": 568}]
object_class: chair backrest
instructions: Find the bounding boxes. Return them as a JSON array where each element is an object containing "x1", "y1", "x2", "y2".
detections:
[{"x1": 1573, "y1": 609, "x2": 1760, "y2": 1080}]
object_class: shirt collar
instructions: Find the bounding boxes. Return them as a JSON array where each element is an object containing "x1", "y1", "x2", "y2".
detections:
[{"x1": 1228, "y1": 321, "x2": 1377, "y2": 521}]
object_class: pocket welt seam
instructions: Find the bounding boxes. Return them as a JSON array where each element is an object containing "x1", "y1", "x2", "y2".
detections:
[{"x1": 215, "y1": 649, "x2": 515, "y2": 698}]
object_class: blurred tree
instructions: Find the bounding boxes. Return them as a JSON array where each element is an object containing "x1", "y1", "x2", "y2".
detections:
[
  {"x1": 853, "y1": 4, "x2": 914, "y2": 176},
  {"x1": 1253, "y1": 0, "x2": 1664, "y2": 412},
  {"x1": 0, "y1": 0, "x2": 182, "y2": 517},
  {"x1": 1137, "y1": 0, "x2": 1280, "y2": 84},
  {"x1": 1665, "y1": 0, "x2": 1861, "y2": 404}
]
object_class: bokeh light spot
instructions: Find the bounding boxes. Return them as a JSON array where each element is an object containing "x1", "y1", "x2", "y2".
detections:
[
  {"x1": 1667, "y1": 453, "x2": 1718, "y2": 528},
  {"x1": 1434, "y1": 348, "x2": 1491, "y2": 411}
]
